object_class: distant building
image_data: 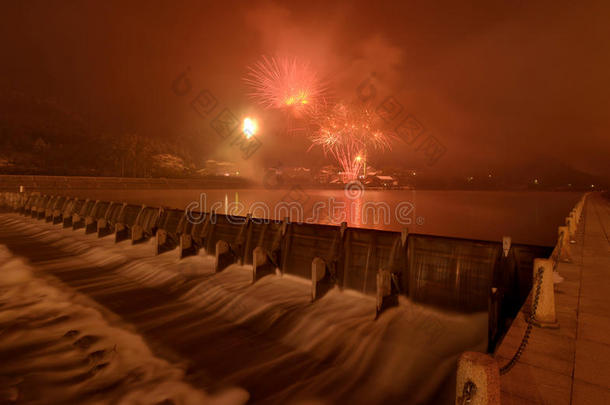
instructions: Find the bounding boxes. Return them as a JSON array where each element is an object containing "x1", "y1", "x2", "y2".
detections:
[
  {"x1": 201, "y1": 159, "x2": 240, "y2": 176},
  {"x1": 366, "y1": 175, "x2": 399, "y2": 188}
]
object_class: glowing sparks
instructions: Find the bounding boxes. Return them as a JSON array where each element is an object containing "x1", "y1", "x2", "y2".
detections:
[
  {"x1": 242, "y1": 58, "x2": 394, "y2": 178},
  {"x1": 309, "y1": 102, "x2": 393, "y2": 181},
  {"x1": 243, "y1": 117, "x2": 258, "y2": 138},
  {"x1": 244, "y1": 56, "x2": 326, "y2": 117}
]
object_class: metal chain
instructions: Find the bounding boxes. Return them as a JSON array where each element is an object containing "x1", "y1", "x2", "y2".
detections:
[
  {"x1": 499, "y1": 266, "x2": 544, "y2": 374},
  {"x1": 499, "y1": 227, "x2": 561, "y2": 375},
  {"x1": 457, "y1": 380, "x2": 477, "y2": 405}
]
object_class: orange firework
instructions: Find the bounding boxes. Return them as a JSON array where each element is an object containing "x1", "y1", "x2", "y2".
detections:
[
  {"x1": 309, "y1": 102, "x2": 392, "y2": 181},
  {"x1": 244, "y1": 56, "x2": 326, "y2": 118}
]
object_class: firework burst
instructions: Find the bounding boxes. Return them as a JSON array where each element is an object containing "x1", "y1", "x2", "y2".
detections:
[
  {"x1": 244, "y1": 56, "x2": 327, "y2": 120},
  {"x1": 309, "y1": 102, "x2": 393, "y2": 182}
]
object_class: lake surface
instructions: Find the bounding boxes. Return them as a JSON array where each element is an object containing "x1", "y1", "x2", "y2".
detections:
[{"x1": 56, "y1": 188, "x2": 582, "y2": 246}]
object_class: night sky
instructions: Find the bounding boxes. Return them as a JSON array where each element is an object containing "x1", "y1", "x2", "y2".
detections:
[{"x1": 1, "y1": 1, "x2": 608, "y2": 180}]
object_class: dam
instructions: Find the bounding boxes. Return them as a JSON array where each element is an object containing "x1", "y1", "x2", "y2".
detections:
[{"x1": 0, "y1": 186, "x2": 595, "y2": 404}]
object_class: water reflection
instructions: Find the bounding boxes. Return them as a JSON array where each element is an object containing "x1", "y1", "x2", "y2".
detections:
[{"x1": 60, "y1": 188, "x2": 582, "y2": 245}]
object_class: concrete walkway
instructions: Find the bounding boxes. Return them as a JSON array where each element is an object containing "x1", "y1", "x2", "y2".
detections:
[{"x1": 496, "y1": 193, "x2": 610, "y2": 404}]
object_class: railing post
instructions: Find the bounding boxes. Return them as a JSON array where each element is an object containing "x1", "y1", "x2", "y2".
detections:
[
  {"x1": 531, "y1": 258, "x2": 559, "y2": 328},
  {"x1": 556, "y1": 226, "x2": 571, "y2": 262},
  {"x1": 456, "y1": 351, "x2": 500, "y2": 405},
  {"x1": 566, "y1": 215, "x2": 576, "y2": 241}
]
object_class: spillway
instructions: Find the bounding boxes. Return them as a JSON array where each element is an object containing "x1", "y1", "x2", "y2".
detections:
[{"x1": 0, "y1": 191, "x2": 554, "y2": 404}]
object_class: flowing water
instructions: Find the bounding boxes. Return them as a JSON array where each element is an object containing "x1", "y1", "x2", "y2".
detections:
[{"x1": 0, "y1": 213, "x2": 488, "y2": 404}]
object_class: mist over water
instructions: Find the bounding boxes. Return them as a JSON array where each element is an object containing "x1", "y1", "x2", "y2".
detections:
[{"x1": 0, "y1": 214, "x2": 487, "y2": 404}]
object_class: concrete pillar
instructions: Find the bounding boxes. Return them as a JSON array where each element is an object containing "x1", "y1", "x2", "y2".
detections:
[
  {"x1": 252, "y1": 246, "x2": 266, "y2": 282},
  {"x1": 115, "y1": 223, "x2": 129, "y2": 243},
  {"x1": 84, "y1": 217, "x2": 97, "y2": 234},
  {"x1": 252, "y1": 246, "x2": 275, "y2": 282},
  {"x1": 532, "y1": 258, "x2": 559, "y2": 327},
  {"x1": 376, "y1": 269, "x2": 391, "y2": 313},
  {"x1": 311, "y1": 257, "x2": 326, "y2": 301},
  {"x1": 155, "y1": 229, "x2": 167, "y2": 255},
  {"x1": 52, "y1": 209, "x2": 62, "y2": 224},
  {"x1": 215, "y1": 240, "x2": 234, "y2": 272},
  {"x1": 131, "y1": 224, "x2": 143, "y2": 244},
  {"x1": 376, "y1": 269, "x2": 398, "y2": 318},
  {"x1": 179, "y1": 233, "x2": 196, "y2": 258},
  {"x1": 97, "y1": 218, "x2": 108, "y2": 237},
  {"x1": 455, "y1": 352, "x2": 500, "y2": 405},
  {"x1": 502, "y1": 236, "x2": 511, "y2": 257},
  {"x1": 63, "y1": 213, "x2": 73, "y2": 228}
]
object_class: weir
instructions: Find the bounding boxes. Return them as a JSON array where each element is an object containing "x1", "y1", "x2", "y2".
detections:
[
  {"x1": 73, "y1": 199, "x2": 96, "y2": 230},
  {"x1": 97, "y1": 201, "x2": 125, "y2": 238},
  {"x1": 131, "y1": 205, "x2": 161, "y2": 244},
  {"x1": 114, "y1": 203, "x2": 143, "y2": 243},
  {"x1": 155, "y1": 207, "x2": 185, "y2": 254},
  {"x1": 0, "y1": 190, "x2": 555, "y2": 356},
  {"x1": 62, "y1": 197, "x2": 85, "y2": 228},
  {"x1": 50, "y1": 195, "x2": 68, "y2": 224}
]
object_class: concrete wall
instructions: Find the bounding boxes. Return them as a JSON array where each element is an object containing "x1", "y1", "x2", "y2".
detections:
[{"x1": 0, "y1": 174, "x2": 249, "y2": 192}]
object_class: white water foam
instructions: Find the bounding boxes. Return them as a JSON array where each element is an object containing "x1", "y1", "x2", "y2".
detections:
[
  {"x1": 0, "y1": 214, "x2": 487, "y2": 404},
  {"x1": 0, "y1": 243, "x2": 249, "y2": 405}
]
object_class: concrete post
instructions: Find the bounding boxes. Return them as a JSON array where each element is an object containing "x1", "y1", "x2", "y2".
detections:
[
  {"x1": 376, "y1": 269, "x2": 391, "y2": 314},
  {"x1": 115, "y1": 223, "x2": 128, "y2": 243},
  {"x1": 97, "y1": 218, "x2": 108, "y2": 236},
  {"x1": 252, "y1": 246, "x2": 275, "y2": 282},
  {"x1": 311, "y1": 257, "x2": 326, "y2": 301},
  {"x1": 131, "y1": 224, "x2": 143, "y2": 243},
  {"x1": 566, "y1": 216, "x2": 576, "y2": 240},
  {"x1": 376, "y1": 269, "x2": 398, "y2": 318},
  {"x1": 155, "y1": 229, "x2": 167, "y2": 255},
  {"x1": 52, "y1": 208, "x2": 62, "y2": 224},
  {"x1": 84, "y1": 216, "x2": 97, "y2": 234},
  {"x1": 532, "y1": 258, "x2": 559, "y2": 327},
  {"x1": 455, "y1": 352, "x2": 500, "y2": 405},
  {"x1": 179, "y1": 233, "x2": 195, "y2": 258},
  {"x1": 214, "y1": 240, "x2": 233, "y2": 272},
  {"x1": 252, "y1": 246, "x2": 265, "y2": 282},
  {"x1": 557, "y1": 226, "x2": 571, "y2": 262},
  {"x1": 66, "y1": 213, "x2": 77, "y2": 228},
  {"x1": 502, "y1": 236, "x2": 511, "y2": 257}
]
